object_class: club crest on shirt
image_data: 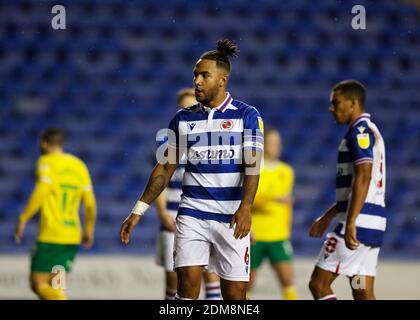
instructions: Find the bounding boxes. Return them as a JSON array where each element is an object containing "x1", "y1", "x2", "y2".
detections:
[
  {"x1": 357, "y1": 133, "x2": 370, "y2": 149},
  {"x1": 220, "y1": 119, "x2": 233, "y2": 130}
]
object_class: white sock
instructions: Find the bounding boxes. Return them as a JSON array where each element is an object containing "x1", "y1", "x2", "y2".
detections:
[{"x1": 175, "y1": 293, "x2": 193, "y2": 300}]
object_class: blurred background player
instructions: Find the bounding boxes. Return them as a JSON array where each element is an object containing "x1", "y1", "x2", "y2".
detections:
[
  {"x1": 14, "y1": 128, "x2": 97, "y2": 300},
  {"x1": 247, "y1": 128, "x2": 298, "y2": 300},
  {"x1": 309, "y1": 80, "x2": 386, "y2": 300},
  {"x1": 154, "y1": 88, "x2": 221, "y2": 300}
]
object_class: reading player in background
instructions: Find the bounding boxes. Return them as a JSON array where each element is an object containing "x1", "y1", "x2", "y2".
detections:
[
  {"x1": 154, "y1": 88, "x2": 221, "y2": 300},
  {"x1": 15, "y1": 128, "x2": 97, "y2": 300},
  {"x1": 308, "y1": 80, "x2": 386, "y2": 300},
  {"x1": 120, "y1": 39, "x2": 264, "y2": 300},
  {"x1": 247, "y1": 128, "x2": 298, "y2": 300}
]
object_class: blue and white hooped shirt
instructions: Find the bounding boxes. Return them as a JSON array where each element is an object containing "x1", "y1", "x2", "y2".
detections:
[
  {"x1": 334, "y1": 113, "x2": 386, "y2": 247},
  {"x1": 167, "y1": 92, "x2": 264, "y2": 223}
]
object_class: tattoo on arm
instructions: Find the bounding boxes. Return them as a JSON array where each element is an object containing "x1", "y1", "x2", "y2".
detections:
[{"x1": 141, "y1": 174, "x2": 167, "y2": 204}]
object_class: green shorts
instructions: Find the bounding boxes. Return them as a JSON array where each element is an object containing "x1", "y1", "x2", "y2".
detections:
[
  {"x1": 31, "y1": 242, "x2": 79, "y2": 273},
  {"x1": 251, "y1": 240, "x2": 294, "y2": 270}
]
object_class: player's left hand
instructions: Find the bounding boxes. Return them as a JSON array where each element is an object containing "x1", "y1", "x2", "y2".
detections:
[
  {"x1": 14, "y1": 220, "x2": 26, "y2": 244},
  {"x1": 82, "y1": 231, "x2": 94, "y2": 248},
  {"x1": 230, "y1": 205, "x2": 252, "y2": 240},
  {"x1": 344, "y1": 224, "x2": 360, "y2": 250}
]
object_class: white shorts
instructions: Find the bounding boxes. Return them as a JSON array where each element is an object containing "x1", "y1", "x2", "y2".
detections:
[
  {"x1": 174, "y1": 215, "x2": 250, "y2": 282},
  {"x1": 316, "y1": 232, "x2": 380, "y2": 277},
  {"x1": 155, "y1": 230, "x2": 175, "y2": 272}
]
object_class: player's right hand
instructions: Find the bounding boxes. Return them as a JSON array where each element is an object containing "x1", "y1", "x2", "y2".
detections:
[
  {"x1": 14, "y1": 220, "x2": 26, "y2": 244},
  {"x1": 120, "y1": 214, "x2": 141, "y2": 245},
  {"x1": 309, "y1": 216, "x2": 331, "y2": 237}
]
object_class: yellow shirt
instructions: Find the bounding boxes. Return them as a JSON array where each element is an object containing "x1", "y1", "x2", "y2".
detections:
[
  {"x1": 252, "y1": 160, "x2": 294, "y2": 242},
  {"x1": 26, "y1": 152, "x2": 93, "y2": 244}
]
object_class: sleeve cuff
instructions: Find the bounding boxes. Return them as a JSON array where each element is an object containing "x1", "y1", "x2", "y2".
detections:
[{"x1": 354, "y1": 157, "x2": 373, "y2": 165}]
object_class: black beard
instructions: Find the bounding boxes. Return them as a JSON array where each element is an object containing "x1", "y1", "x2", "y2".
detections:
[{"x1": 199, "y1": 89, "x2": 219, "y2": 106}]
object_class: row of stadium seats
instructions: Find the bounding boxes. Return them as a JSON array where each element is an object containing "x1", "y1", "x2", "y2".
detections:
[{"x1": 0, "y1": 0, "x2": 419, "y2": 257}]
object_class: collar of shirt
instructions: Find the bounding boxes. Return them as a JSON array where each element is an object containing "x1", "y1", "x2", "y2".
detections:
[
  {"x1": 201, "y1": 92, "x2": 233, "y2": 114},
  {"x1": 349, "y1": 113, "x2": 371, "y2": 129}
]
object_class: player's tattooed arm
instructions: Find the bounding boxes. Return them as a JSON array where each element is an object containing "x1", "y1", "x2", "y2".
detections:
[
  {"x1": 139, "y1": 142, "x2": 181, "y2": 204},
  {"x1": 140, "y1": 164, "x2": 178, "y2": 204},
  {"x1": 120, "y1": 162, "x2": 178, "y2": 245}
]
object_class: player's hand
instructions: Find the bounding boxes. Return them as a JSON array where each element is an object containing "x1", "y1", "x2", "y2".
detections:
[
  {"x1": 120, "y1": 213, "x2": 141, "y2": 245},
  {"x1": 344, "y1": 224, "x2": 359, "y2": 250},
  {"x1": 161, "y1": 213, "x2": 176, "y2": 232},
  {"x1": 82, "y1": 231, "x2": 94, "y2": 248},
  {"x1": 230, "y1": 205, "x2": 252, "y2": 240},
  {"x1": 14, "y1": 220, "x2": 26, "y2": 244},
  {"x1": 309, "y1": 215, "x2": 332, "y2": 237}
]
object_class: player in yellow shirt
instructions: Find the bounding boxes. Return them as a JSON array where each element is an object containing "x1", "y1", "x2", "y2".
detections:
[
  {"x1": 247, "y1": 128, "x2": 298, "y2": 300},
  {"x1": 14, "y1": 128, "x2": 97, "y2": 300}
]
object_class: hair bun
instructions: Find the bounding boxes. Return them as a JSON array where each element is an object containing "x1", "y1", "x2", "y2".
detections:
[{"x1": 216, "y1": 39, "x2": 238, "y2": 58}]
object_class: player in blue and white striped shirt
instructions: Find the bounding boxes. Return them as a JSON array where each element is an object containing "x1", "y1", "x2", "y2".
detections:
[
  {"x1": 154, "y1": 88, "x2": 221, "y2": 300},
  {"x1": 309, "y1": 80, "x2": 386, "y2": 300},
  {"x1": 120, "y1": 39, "x2": 264, "y2": 300}
]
